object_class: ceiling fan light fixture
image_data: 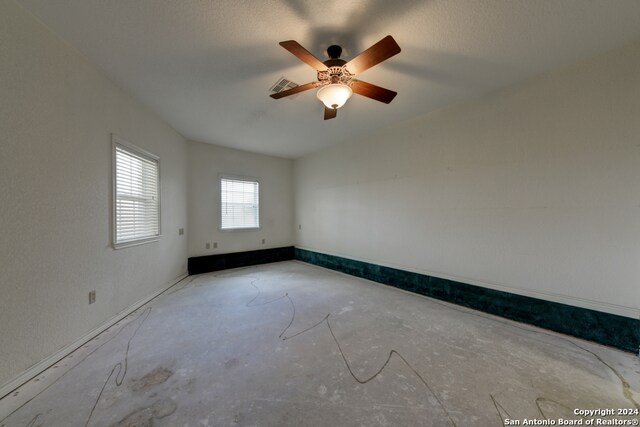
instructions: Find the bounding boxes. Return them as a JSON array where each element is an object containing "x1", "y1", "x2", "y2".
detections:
[
  {"x1": 271, "y1": 37, "x2": 401, "y2": 119},
  {"x1": 316, "y1": 84, "x2": 353, "y2": 109}
]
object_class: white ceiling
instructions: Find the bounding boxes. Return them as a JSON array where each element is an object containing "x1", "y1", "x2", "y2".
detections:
[{"x1": 16, "y1": 0, "x2": 640, "y2": 158}]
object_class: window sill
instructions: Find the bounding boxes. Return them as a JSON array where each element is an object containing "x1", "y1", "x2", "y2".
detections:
[
  {"x1": 113, "y1": 236, "x2": 161, "y2": 250},
  {"x1": 219, "y1": 227, "x2": 261, "y2": 232}
]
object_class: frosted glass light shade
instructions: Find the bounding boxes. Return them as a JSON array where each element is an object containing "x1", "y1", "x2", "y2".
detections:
[{"x1": 316, "y1": 84, "x2": 353, "y2": 109}]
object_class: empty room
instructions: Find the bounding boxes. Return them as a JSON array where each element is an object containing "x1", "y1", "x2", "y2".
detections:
[{"x1": 1, "y1": 0, "x2": 639, "y2": 426}]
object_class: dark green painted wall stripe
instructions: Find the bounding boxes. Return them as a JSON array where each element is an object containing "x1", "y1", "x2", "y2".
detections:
[{"x1": 294, "y1": 248, "x2": 639, "y2": 354}]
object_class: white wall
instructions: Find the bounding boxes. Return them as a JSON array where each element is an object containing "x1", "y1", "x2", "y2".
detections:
[
  {"x1": 294, "y1": 42, "x2": 640, "y2": 319},
  {"x1": 187, "y1": 141, "x2": 294, "y2": 257},
  {"x1": 0, "y1": 0, "x2": 188, "y2": 387}
]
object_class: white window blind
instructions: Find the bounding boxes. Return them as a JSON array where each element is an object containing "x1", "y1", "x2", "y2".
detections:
[
  {"x1": 220, "y1": 176, "x2": 259, "y2": 230},
  {"x1": 113, "y1": 136, "x2": 160, "y2": 248}
]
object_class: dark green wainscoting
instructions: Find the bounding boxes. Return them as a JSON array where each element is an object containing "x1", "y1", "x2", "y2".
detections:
[
  {"x1": 188, "y1": 246, "x2": 294, "y2": 275},
  {"x1": 295, "y1": 248, "x2": 640, "y2": 354}
]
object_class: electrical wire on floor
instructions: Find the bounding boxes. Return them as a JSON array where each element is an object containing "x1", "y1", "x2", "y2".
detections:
[
  {"x1": 418, "y1": 292, "x2": 640, "y2": 422},
  {"x1": 84, "y1": 307, "x2": 152, "y2": 427},
  {"x1": 23, "y1": 414, "x2": 40, "y2": 427},
  {"x1": 246, "y1": 278, "x2": 458, "y2": 427},
  {"x1": 244, "y1": 272, "x2": 639, "y2": 426},
  {"x1": 0, "y1": 308, "x2": 153, "y2": 426},
  {"x1": 246, "y1": 281, "x2": 287, "y2": 308},
  {"x1": 421, "y1": 297, "x2": 639, "y2": 411}
]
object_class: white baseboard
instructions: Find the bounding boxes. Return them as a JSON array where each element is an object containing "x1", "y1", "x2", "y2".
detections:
[{"x1": 0, "y1": 273, "x2": 188, "y2": 400}]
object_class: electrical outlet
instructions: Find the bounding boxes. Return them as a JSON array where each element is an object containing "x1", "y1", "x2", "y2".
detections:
[
  {"x1": 213, "y1": 242, "x2": 218, "y2": 248},
  {"x1": 206, "y1": 243, "x2": 211, "y2": 250},
  {"x1": 178, "y1": 228, "x2": 184, "y2": 236},
  {"x1": 89, "y1": 290, "x2": 96, "y2": 304}
]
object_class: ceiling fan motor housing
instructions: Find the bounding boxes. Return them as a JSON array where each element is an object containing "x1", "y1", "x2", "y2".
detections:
[
  {"x1": 317, "y1": 65, "x2": 353, "y2": 87},
  {"x1": 327, "y1": 44, "x2": 342, "y2": 59}
]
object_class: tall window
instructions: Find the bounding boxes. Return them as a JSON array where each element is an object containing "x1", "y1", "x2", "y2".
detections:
[
  {"x1": 113, "y1": 135, "x2": 160, "y2": 248},
  {"x1": 220, "y1": 176, "x2": 260, "y2": 230}
]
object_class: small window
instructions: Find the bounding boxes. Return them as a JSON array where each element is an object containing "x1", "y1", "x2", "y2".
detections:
[
  {"x1": 112, "y1": 135, "x2": 160, "y2": 248},
  {"x1": 220, "y1": 176, "x2": 260, "y2": 230}
]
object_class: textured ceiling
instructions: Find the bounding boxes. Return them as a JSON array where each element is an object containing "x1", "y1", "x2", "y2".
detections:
[{"x1": 16, "y1": 0, "x2": 640, "y2": 158}]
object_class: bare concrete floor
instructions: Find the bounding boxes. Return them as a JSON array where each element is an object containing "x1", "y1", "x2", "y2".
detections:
[{"x1": 1, "y1": 261, "x2": 639, "y2": 426}]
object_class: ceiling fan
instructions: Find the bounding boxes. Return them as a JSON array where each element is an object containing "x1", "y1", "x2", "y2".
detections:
[{"x1": 270, "y1": 36, "x2": 401, "y2": 120}]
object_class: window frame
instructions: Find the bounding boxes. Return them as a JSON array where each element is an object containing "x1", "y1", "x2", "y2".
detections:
[
  {"x1": 219, "y1": 174, "x2": 261, "y2": 231},
  {"x1": 112, "y1": 134, "x2": 162, "y2": 249}
]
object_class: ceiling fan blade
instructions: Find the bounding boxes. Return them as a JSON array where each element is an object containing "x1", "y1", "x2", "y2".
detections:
[
  {"x1": 270, "y1": 82, "x2": 320, "y2": 99},
  {"x1": 345, "y1": 35, "x2": 401, "y2": 75},
  {"x1": 279, "y1": 40, "x2": 328, "y2": 71},
  {"x1": 324, "y1": 107, "x2": 337, "y2": 120},
  {"x1": 351, "y1": 80, "x2": 397, "y2": 104}
]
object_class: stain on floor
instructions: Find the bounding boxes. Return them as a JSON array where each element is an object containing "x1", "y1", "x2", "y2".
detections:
[
  {"x1": 129, "y1": 367, "x2": 173, "y2": 392},
  {"x1": 111, "y1": 399, "x2": 177, "y2": 427}
]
